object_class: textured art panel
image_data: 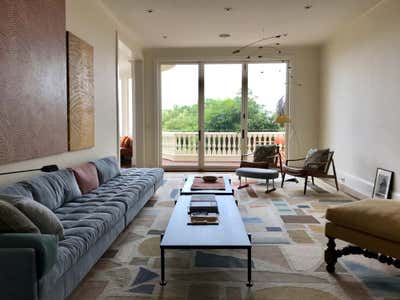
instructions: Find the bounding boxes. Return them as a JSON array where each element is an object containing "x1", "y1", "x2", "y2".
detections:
[
  {"x1": 67, "y1": 32, "x2": 95, "y2": 151},
  {"x1": 0, "y1": 0, "x2": 67, "y2": 164}
]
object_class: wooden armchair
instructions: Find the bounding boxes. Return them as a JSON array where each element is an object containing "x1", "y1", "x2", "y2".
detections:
[
  {"x1": 281, "y1": 149, "x2": 338, "y2": 195},
  {"x1": 240, "y1": 145, "x2": 283, "y2": 172},
  {"x1": 237, "y1": 144, "x2": 283, "y2": 190}
]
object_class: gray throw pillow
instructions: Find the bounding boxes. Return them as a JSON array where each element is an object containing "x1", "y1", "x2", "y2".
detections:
[
  {"x1": 0, "y1": 200, "x2": 40, "y2": 234},
  {"x1": 304, "y1": 148, "x2": 330, "y2": 171},
  {"x1": 15, "y1": 199, "x2": 65, "y2": 241}
]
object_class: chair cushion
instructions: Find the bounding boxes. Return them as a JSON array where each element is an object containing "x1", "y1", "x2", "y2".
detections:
[
  {"x1": 22, "y1": 169, "x2": 82, "y2": 211},
  {"x1": 326, "y1": 199, "x2": 400, "y2": 243},
  {"x1": 304, "y1": 148, "x2": 330, "y2": 171},
  {"x1": 282, "y1": 165, "x2": 306, "y2": 176},
  {"x1": 236, "y1": 167, "x2": 279, "y2": 179},
  {"x1": 70, "y1": 162, "x2": 99, "y2": 194},
  {"x1": 253, "y1": 145, "x2": 278, "y2": 163},
  {"x1": 0, "y1": 200, "x2": 40, "y2": 234},
  {"x1": 15, "y1": 199, "x2": 65, "y2": 240},
  {"x1": 92, "y1": 156, "x2": 121, "y2": 185},
  {"x1": 240, "y1": 161, "x2": 270, "y2": 169}
]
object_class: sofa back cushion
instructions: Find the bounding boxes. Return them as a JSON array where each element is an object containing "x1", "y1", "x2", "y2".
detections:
[
  {"x1": 0, "y1": 199, "x2": 40, "y2": 233},
  {"x1": 70, "y1": 162, "x2": 99, "y2": 194},
  {"x1": 92, "y1": 156, "x2": 120, "y2": 185},
  {"x1": 0, "y1": 183, "x2": 33, "y2": 198},
  {"x1": 22, "y1": 169, "x2": 81, "y2": 211}
]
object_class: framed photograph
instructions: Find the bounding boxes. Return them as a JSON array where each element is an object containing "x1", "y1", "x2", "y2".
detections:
[{"x1": 372, "y1": 168, "x2": 394, "y2": 199}]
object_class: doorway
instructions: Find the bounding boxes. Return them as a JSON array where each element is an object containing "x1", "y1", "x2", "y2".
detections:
[
  {"x1": 117, "y1": 40, "x2": 134, "y2": 167},
  {"x1": 160, "y1": 62, "x2": 287, "y2": 171}
]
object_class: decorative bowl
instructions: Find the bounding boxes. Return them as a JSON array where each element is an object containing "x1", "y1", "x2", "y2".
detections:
[{"x1": 202, "y1": 175, "x2": 218, "y2": 183}]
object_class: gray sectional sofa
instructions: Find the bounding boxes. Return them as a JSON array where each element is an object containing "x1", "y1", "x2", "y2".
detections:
[{"x1": 0, "y1": 157, "x2": 164, "y2": 300}]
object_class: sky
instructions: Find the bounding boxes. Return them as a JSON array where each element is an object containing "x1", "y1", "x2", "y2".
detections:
[{"x1": 161, "y1": 63, "x2": 287, "y2": 112}]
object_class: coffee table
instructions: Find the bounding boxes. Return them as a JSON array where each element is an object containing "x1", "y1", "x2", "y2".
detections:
[
  {"x1": 180, "y1": 175, "x2": 234, "y2": 195},
  {"x1": 160, "y1": 195, "x2": 252, "y2": 287}
]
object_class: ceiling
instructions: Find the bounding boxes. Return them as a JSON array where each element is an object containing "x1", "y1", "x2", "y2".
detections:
[{"x1": 102, "y1": 0, "x2": 381, "y2": 48}]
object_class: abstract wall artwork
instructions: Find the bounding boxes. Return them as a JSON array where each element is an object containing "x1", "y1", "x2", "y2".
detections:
[
  {"x1": 67, "y1": 32, "x2": 95, "y2": 151},
  {"x1": 0, "y1": 0, "x2": 67, "y2": 165}
]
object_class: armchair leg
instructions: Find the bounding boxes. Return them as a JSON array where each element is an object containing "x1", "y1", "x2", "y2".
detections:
[
  {"x1": 311, "y1": 176, "x2": 315, "y2": 185},
  {"x1": 325, "y1": 237, "x2": 337, "y2": 273},
  {"x1": 334, "y1": 175, "x2": 339, "y2": 191},
  {"x1": 238, "y1": 176, "x2": 249, "y2": 189},
  {"x1": 304, "y1": 176, "x2": 308, "y2": 195},
  {"x1": 281, "y1": 172, "x2": 286, "y2": 188}
]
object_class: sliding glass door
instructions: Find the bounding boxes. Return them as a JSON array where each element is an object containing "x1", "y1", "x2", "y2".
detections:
[
  {"x1": 160, "y1": 62, "x2": 287, "y2": 170},
  {"x1": 161, "y1": 64, "x2": 199, "y2": 168},
  {"x1": 247, "y1": 63, "x2": 287, "y2": 161},
  {"x1": 204, "y1": 64, "x2": 242, "y2": 168}
]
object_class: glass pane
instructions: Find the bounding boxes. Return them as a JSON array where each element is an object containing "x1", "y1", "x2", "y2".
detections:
[
  {"x1": 161, "y1": 64, "x2": 199, "y2": 167},
  {"x1": 248, "y1": 63, "x2": 287, "y2": 160},
  {"x1": 204, "y1": 64, "x2": 242, "y2": 167}
]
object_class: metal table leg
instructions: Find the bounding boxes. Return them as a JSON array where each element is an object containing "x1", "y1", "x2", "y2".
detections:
[
  {"x1": 160, "y1": 235, "x2": 167, "y2": 286},
  {"x1": 247, "y1": 234, "x2": 253, "y2": 287}
]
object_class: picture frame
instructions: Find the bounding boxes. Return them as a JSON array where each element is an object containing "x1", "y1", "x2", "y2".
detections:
[{"x1": 372, "y1": 168, "x2": 394, "y2": 199}]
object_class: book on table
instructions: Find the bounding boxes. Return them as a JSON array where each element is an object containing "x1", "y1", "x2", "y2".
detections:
[{"x1": 188, "y1": 195, "x2": 219, "y2": 225}]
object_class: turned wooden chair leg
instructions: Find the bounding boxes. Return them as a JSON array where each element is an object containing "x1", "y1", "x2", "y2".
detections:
[
  {"x1": 325, "y1": 237, "x2": 337, "y2": 273},
  {"x1": 303, "y1": 176, "x2": 308, "y2": 195},
  {"x1": 281, "y1": 172, "x2": 286, "y2": 188}
]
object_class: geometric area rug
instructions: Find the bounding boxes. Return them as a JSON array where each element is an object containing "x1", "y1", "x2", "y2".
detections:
[{"x1": 68, "y1": 172, "x2": 400, "y2": 300}]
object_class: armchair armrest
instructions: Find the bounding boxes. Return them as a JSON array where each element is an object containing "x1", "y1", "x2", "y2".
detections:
[
  {"x1": 0, "y1": 248, "x2": 38, "y2": 300},
  {"x1": 241, "y1": 152, "x2": 254, "y2": 157},
  {"x1": 0, "y1": 233, "x2": 58, "y2": 278},
  {"x1": 285, "y1": 157, "x2": 306, "y2": 166}
]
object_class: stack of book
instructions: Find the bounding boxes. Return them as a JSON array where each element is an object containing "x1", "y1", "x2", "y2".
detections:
[{"x1": 188, "y1": 195, "x2": 219, "y2": 225}]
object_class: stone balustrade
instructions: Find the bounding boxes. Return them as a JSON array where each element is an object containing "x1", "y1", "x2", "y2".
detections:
[{"x1": 162, "y1": 131, "x2": 285, "y2": 162}]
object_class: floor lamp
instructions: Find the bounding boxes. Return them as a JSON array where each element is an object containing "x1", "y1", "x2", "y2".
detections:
[{"x1": 0, "y1": 165, "x2": 59, "y2": 176}]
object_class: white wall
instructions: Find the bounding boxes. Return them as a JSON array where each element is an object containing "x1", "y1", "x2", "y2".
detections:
[
  {"x1": 139, "y1": 46, "x2": 321, "y2": 167},
  {"x1": 0, "y1": 0, "x2": 142, "y2": 186},
  {"x1": 320, "y1": 0, "x2": 400, "y2": 197}
]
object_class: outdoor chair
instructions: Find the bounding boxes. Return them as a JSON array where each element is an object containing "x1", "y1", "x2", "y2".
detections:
[{"x1": 281, "y1": 148, "x2": 339, "y2": 194}]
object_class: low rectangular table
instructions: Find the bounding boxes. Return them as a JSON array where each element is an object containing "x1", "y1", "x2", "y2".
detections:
[
  {"x1": 180, "y1": 175, "x2": 234, "y2": 195},
  {"x1": 160, "y1": 195, "x2": 252, "y2": 286}
]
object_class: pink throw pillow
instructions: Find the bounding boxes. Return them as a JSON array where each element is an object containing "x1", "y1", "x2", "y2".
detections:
[{"x1": 71, "y1": 163, "x2": 99, "y2": 194}]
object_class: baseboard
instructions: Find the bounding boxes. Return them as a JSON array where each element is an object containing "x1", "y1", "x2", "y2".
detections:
[{"x1": 334, "y1": 170, "x2": 400, "y2": 200}]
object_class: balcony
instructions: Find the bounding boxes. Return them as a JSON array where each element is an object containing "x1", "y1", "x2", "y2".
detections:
[{"x1": 162, "y1": 131, "x2": 285, "y2": 167}]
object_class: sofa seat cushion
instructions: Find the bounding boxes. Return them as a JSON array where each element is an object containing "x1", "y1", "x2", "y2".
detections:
[
  {"x1": 55, "y1": 199, "x2": 125, "y2": 244},
  {"x1": 120, "y1": 168, "x2": 164, "y2": 187},
  {"x1": 326, "y1": 199, "x2": 400, "y2": 243},
  {"x1": 87, "y1": 168, "x2": 163, "y2": 212},
  {"x1": 46, "y1": 198, "x2": 126, "y2": 284}
]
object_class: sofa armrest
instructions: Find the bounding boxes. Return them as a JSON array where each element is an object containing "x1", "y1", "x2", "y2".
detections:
[
  {"x1": 0, "y1": 233, "x2": 58, "y2": 278},
  {"x1": 0, "y1": 248, "x2": 38, "y2": 300}
]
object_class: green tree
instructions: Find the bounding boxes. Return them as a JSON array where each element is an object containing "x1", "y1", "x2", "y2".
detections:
[{"x1": 162, "y1": 95, "x2": 282, "y2": 132}]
